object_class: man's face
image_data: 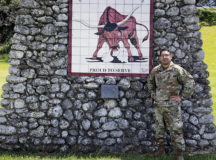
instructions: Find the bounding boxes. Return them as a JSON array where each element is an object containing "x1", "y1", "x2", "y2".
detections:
[{"x1": 159, "y1": 51, "x2": 172, "y2": 65}]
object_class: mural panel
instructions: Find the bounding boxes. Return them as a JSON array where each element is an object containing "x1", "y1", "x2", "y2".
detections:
[{"x1": 69, "y1": 0, "x2": 153, "y2": 76}]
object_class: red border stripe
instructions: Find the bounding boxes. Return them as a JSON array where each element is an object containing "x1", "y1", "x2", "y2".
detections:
[{"x1": 68, "y1": 0, "x2": 154, "y2": 77}]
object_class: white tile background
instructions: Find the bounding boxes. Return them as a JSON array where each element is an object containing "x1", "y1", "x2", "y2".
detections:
[{"x1": 70, "y1": 0, "x2": 152, "y2": 75}]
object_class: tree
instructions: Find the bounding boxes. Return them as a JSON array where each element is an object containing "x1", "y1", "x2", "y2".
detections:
[{"x1": 0, "y1": 0, "x2": 20, "y2": 43}]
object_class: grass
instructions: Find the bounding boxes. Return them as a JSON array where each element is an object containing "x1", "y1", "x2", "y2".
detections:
[
  {"x1": 0, "y1": 150, "x2": 215, "y2": 160},
  {"x1": 201, "y1": 25, "x2": 216, "y2": 124}
]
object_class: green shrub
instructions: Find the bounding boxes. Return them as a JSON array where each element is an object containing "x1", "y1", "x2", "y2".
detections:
[
  {"x1": 0, "y1": 0, "x2": 20, "y2": 44},
  {"x1": 0, "y1": 37, "x2": 11, "y2": 62},
  {"x1": 0, "y1": 40, "x2": 11, "y2": 55},
  {"x1": 198, "y1": 8, "x2": 216, "y2": 26}
]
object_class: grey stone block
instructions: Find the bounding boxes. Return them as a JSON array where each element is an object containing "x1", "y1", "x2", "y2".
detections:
[{"x1": 101, "y1": 85, "x2": 119, "y2": 99}]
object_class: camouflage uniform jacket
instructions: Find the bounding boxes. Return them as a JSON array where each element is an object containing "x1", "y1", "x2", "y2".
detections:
[{"x1": 147, "y1": 61, "x2": 195, "y2": 104}]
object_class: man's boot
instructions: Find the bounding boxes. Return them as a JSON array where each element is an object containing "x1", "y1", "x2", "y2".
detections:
[
  {"x1": 150, "y1": 146, "x2": 165, "y2": 157},
  {"x1": 176, "y1": 149, "x2": 184, "y2": 160}
]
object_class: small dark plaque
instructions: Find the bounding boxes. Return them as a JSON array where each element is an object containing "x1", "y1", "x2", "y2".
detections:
[{"x1": 101, "y1": 85, "x2": 119, "y2": 99}]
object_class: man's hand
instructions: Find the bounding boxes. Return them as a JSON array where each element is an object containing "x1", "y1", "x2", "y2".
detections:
[
  {"x1": 170, "y1": 96, "x2": 181, "y2": 102},
  {"x1": 151, "y1": 93, "x2": 156, "y2": 100}
]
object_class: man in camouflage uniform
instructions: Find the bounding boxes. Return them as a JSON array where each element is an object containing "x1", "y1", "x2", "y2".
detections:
[{"x1": 147, "y1": 50, "x2": 195, "y2": 160}]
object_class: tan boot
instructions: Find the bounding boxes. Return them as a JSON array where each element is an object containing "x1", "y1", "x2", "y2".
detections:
[
  {"x1": 150, "y1": 146, "x2": 165, "y2": 157},
  {"x1": 176, "y1": 150, "x2": 184, "y2": 160}
]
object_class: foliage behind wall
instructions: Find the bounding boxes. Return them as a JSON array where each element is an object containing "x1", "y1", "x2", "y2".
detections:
[
  {"x1": 199, "y1": 8, "x2": 216, "y2": 26},
  {"x1": 0, "y1": 0, "x2": 20, "y2": 44}
]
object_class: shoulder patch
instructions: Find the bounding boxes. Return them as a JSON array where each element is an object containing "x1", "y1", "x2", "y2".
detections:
[
  {"x1": 172, "y1": 64, "x2": 183, "y2": 72},
  {"x1": 153, "y1": 65, "x2": 161, "y2": 72}
]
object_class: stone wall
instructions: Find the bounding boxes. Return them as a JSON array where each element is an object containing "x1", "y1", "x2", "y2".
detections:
[
  {"x1": 0, "y1": 0, "x2": 216, "y2": 153},
  {"x1": 197, "y1": 0, "x2": 216, "y2": 7}
]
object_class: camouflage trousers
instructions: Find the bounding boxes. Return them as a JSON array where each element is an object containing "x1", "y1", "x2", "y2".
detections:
[{"x1": 154, "y1": 101, "x2": 185, "y2": 151}]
